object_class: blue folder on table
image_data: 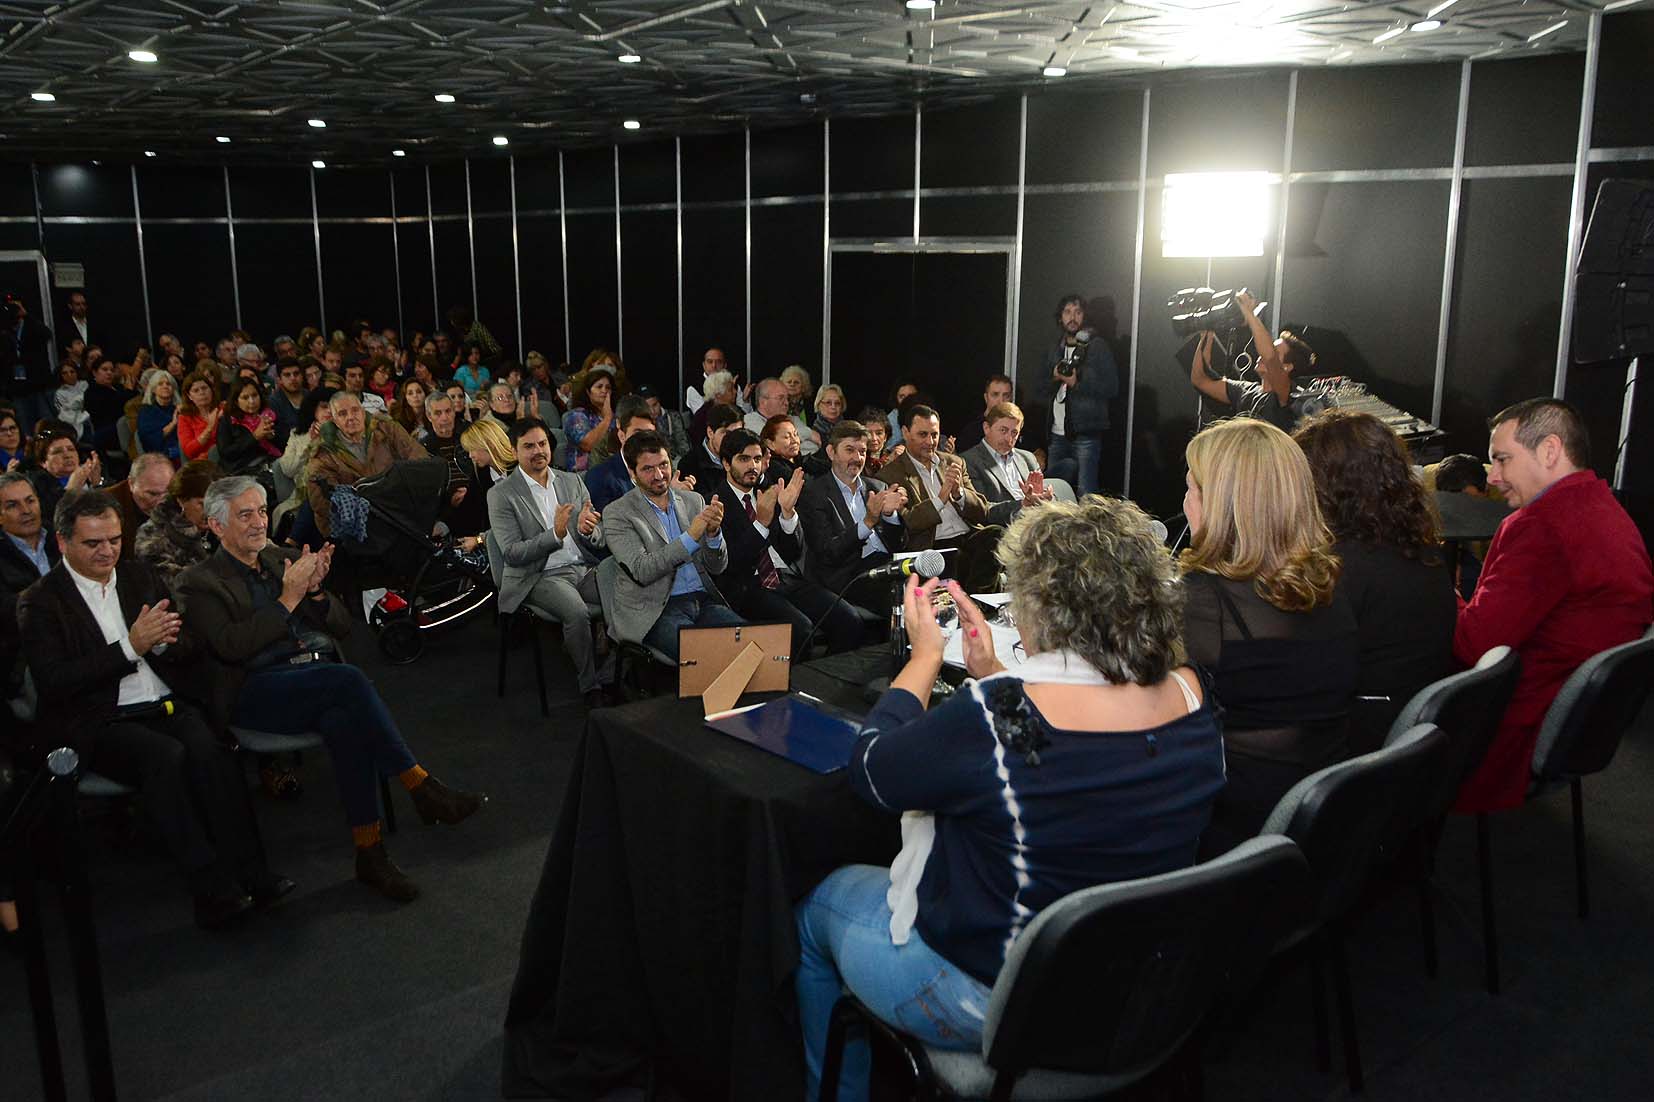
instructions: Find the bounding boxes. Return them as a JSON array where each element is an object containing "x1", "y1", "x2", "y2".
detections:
[{"x1": 705, "y1": 695, "x2": 864, "y2": 774}]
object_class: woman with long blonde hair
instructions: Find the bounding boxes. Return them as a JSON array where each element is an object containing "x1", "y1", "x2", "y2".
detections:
[{"x1": 1178, "y1": 416, "x2": 1359, "y2": 855}]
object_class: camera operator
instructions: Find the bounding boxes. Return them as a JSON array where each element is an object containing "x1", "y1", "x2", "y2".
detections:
[
  {"x1": 1039, "y1": 294, "x2": 1118, "y2": 497},
  {"x1": 1186, "y1": 290, "x2": 1314, "y2": 433}
]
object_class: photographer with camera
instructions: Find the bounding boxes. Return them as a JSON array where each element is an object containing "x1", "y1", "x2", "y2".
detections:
[
  {"x1": 1039, "y1": 294, "x2": 1118, "y2": 497},
  {"x1": 1, "y1": 296, "x2": 57, "y2": 432},
  {"x1": 1185, "y1": 289, "x2": 1315, "y2": 433}
]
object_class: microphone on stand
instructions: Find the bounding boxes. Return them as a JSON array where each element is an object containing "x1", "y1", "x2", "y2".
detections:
[{"x1": 859, "y1": 548, "x2": 946, "y2": 582}]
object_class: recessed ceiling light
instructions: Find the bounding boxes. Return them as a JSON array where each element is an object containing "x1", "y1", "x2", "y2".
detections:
[
  {"x1": 307, "y1": 118, "x2": 326, "y2": 128},
  {"x1": 622, "y1": 119, "x2": 642, "y2": 130},
  {"x1": 392, "y1": 149, "x2": 406, "y2": 157},
  {"x1": 1527, "y1": 20, "x2": 1567, "y2": 42},
  {"x1": 1042, "y1": 65, "x2": 1067, "y2": 77},
  {"x1": 618, "y1": 53, "x2": 641, "y2": 64},
  {"x1": 216, "y1": 135, "x2": 231, "y2": 143},
  {"x1": 1373, "y1": 27, "x2": 1406, "y2": 44},
  {"x1": 30, "y1": 92, "x2": 55, "y2": 102},
  {"x1": 492, "y1": 135, "x2": 509, "y2": 146},
  {"x1": 1411, "y1": 19, "x2": 1443, "y2": 32},
  {"x1": 128, "y1": 49, "x2": 158, "y2": 64},
  {"x1": 434, "y1": 93, "x2": 456, "y2": 103},
  {"x1": 905, "y1": 0, "x2": 936, "y2": 9},
  {"x1": 312, "y1": 160, "x2": 326, "y2": 169},
  {"x1": 144, "y1": 150, "x2": 156, "y2": 157}
]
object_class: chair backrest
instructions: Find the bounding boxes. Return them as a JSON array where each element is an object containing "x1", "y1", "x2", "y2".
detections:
[
  {"x1": 1532, "y1": 627, "x2": 1654, "y2": 782},
  {"x1": 1265, "y1": 724, "x2": 1450, "y2": 928},
  {"x1": 981, "y1": 836, "x2": 1312, "y2": 1085},
  {"x1": 271, "y1": 462, "x2": 296, "y2": 506},
  {"x1": 1045, "y1": 476, "x2": 1077, "y2": 503},
  {"x1": 552, "y1": 439, "x2": 571, "y2": 471},
  {"x1": 484, "y1": 528, "x2": 506, "y2": 591},
  {"x1": 115, "y1": 417, "x2": 133, "y2": 455},
  {"x1": 594, "y1": 554, "x2": 623, "y2": 642},
  {"x1": 1383, "y1": 645, "x2": 1519, "y2": 823}
]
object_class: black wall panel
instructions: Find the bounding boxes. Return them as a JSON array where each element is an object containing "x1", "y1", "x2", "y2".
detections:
[
  {"x1": 233, "y1": 223, "x2": 322, "y2": 345},
  {"x1": 831, "y1": 114, "x2": 914, "y2": 194},
  {"x1": 680, "y1": 207, "x2": 746, "y2": 384},
  {"x1": 427, "y1": 162, "x2": 468, "y2": 216},
  {"x1": 679, "y1": 133, "x2": 748, "y2": 203},
  {"x1": 0, "y1": 163, "x2": 37, "y2": 219},
  {"x1": 619, "y1": 209, "x2": 678, "y2": 389},
  {"x1": 1025, "y1": 88, "x2": 1145, "y2": 185},
  {"x1": 41, "y1": 224, "x2": 145, "y2": 358},
  {"x1": 138, "y1": 164, "x2": 226, "y2": 220},
  {"x1": 923, "y1": 100, "x2": 1021, "y2": 188},
  {"x1": 1594, "y1": 13, "x2": 1654, "y2": 149},
  {"x1": 831, "y1": 198, "x2": 911, "y2": 239},
  {"x1": 1465, "y1": 55, "x2": 1584, "y2": 167},
  {"x1": 752, "y1": 122, "x2": 823, "y2": 199},
  {"x1": 432, "y1": 219, "x2": 474, "y2": 331},
  {"x1": 468, "y1": 156, "x2": 513, "y2": 215},
  {"x1": 516, "y1": 214, "x2": 567, "y2": 365},
  {"x1": 919, "y1": 195, "x2": 1016, "y2": 238},
  {"x1": 143, "y1": 222, "x2": 237, "y2": 346},
  {"x1": 315, "y1": 167, "x2": 392, "y2": 219},
  {"x1": 564, "y1": 211, "x2": 620, "y2": 364},
  {"x1": 391, "y1": 166, "x2": 437, "y2": 334},
  {"x1": 38, "y1": 163, "x2": 133, "y2": 217},
  {"x1": 752, "y1": 203, "x2": 824, "y2": 380},
  {"x1": 562, "y1": 147, "x2": 616, "y2": 211},
  {"x1": 511, "y1": 154, "x2": 562, "y2": 216},
  {"x1": 1148, "y1": 73, "x2": 1290, "y2": 177},
  {"x1": 473, "y1": 213, "x2": 519, "y2": 358},
  {"x1": 229, "y1": 166, "x2": 313, "y2": 219},
  {"x1": 320, "y1": 223, "x2": 399, "y2": 337},
  {"x1": 619, "y1": 140, "x2": 677, "y2": 206},
  {"x1": 1293, "y1": 65, "x2": 1460, "y2": 172}
]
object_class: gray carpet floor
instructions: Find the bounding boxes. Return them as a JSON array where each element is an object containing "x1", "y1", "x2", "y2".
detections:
[{"x1": 3, "y1": 611, "x2": 1651, "y2": 1101}]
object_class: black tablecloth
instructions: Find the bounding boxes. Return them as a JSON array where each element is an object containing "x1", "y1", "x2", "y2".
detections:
[{"x1": 503, "y1": 652, "x2": 901, "y2": 1100}]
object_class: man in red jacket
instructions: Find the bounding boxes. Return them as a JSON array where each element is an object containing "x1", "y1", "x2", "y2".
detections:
[{"x1": 1454, "y1": 398, "x2": 1654, "y2": 812}]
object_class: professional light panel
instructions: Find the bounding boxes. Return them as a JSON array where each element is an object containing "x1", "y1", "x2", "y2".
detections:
[{"x1": 1161, "y1": 172, "x2": 1274, "y2": 259}]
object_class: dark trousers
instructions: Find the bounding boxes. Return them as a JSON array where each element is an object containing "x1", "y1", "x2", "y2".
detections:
[
  {"x1": 232, "y1": 664, "x2": 417, "y2": 828},
  {"x1": 642, "y1": 593, "x2": 745, "y2": 663},
  {"x1": 87, "y1": 703, "x2": 263, "y2": 893},
  {"x1": 730, "y1": 575, "x2": 866, "y2": 657},
  {"x1": 933, "y1": 526, "x2": 1005, "y2": 594},
  {"x1": 1198, "y1": 749, "x2": 1312, "y2": 860}
]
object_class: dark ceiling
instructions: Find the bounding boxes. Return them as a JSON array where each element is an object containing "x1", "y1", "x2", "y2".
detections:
[{"x1": 0, "y1": 0, "x2": 1596, "y2": 164}]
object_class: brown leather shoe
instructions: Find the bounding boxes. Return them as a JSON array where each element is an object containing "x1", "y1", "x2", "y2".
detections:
[
  {"x1": 409, "y1": 775, "x2": 486, "y2": 827},
  {"x1": 355, "y1": 842, "x2": 419, "y2": 902}
]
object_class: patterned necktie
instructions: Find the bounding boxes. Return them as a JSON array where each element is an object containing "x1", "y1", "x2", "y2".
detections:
[{"x1": 744, "y1": 494, "x2": 782, "y2": 590}]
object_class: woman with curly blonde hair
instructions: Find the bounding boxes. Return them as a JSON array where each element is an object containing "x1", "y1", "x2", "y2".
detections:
[{"x1": 1179, "y1": 416, "x2": 1359, "y2": 855}]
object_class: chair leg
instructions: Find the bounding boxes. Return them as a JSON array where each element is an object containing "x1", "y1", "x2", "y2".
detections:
[
  {"x1": 1571, "y1": 777, "x2": 1589, "y2": 919},
  {"x1": 1309, "y1": 948, "x2": 1331, "y2": 1074},
  {"x1": 1476, "y1": 813, "x2": 1500, "y2": 995},
  {"x1": 530, "y1": 620, "x2": 548, "y2": 718},
  {"x1": 381, "y1": 776, "x2": 398, "y2": 834},
  {"x1": 1329, "y1": 930, "x2": 1365, "y2": 1094},
  {"x1": 819, "y1": 996, "x2": 859, "y2": 1102},
  {"x1": 495, "y1": 615, "x2": 509, "y2": 699}
]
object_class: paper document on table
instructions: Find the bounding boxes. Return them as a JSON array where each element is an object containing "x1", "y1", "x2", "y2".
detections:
[
  {"x1": 971, "y1": 592, "x2": 1012, "y2": 608},
  {"x1": 942, "y1": 621, "x2": 1024, "y2": 671}
]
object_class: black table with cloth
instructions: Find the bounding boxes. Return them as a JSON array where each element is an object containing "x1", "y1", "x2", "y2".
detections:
[{"x1": 503, "y1": 649, "x2": 901, "y2": 1100}]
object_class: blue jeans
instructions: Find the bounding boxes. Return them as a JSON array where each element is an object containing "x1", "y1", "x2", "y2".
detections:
[
  {"x1": 1045, "y1": 431, "x2": 1102, "y2": 497},
  {"x1": 795, "y1": 864, "x2": 992, "y2": 1102},
  {"x1": 641, "y1": 591, "x2": 744, "y2": 662},
  {"x1": 232, "y1": 663, "x2": 418, "y2": 828}
]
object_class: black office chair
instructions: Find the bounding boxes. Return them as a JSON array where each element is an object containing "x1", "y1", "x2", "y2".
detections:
[
  {"x1": 1380, "y1": 645, "x2": 1520, "y2": 992},
  {"x1": 818, "y1": 836, "x2": 1314, "y2": 1102},
  {"x1": 486, "y1": 530, "x2": 606, "y2": 718},
  {"x1": 594, "y1": 555, "x2": 674, "y2": 700},
  {"x1": 1262, "y1": 723, "x2": 1452, "y2": 1093}
]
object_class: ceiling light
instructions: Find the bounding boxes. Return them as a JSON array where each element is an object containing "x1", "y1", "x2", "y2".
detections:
[
  {"x1": 312, "y1": 160, "x2": 326, "y2": 169},
  {"x1": 30, "y1": 92, "x2": 55, "y2": 102},
  {"x1": 622, "y1": 119, "x2": 642, "y2": 130},
  {"x1": 144, "y1": 150, "x2": 156, "y2": 157},
  {"x1": 492, "y1": 135, "x2": 509, "y2": 146},
  {"x1": 1426, "y1": 0, "x2": 1460, "y2": 15},
  {"x1": 905, "y1": 0, "x2": 936, "y2": 8},
  {"x1": 1527, "y1": 20, "x2": 1567, "y2": 41},
  {"x1": 434, "y1": 93, "x2": 456, "y2": 103},
  {"x1": 1411, "y1": 19, "x2": 1443, "y2": 32},
  {"x1": 392, "y1": 149, "x2": 406, "y2": 157},
  {"x1": 216, "y1": 135, "x2": 231, "y2": 143},
  {"x1": 307, "y1": 118, "x2": 326, "y2": 128},
  {"x1": 128, "y1": 49, "x2": 158, "y2": 64},
  {"x1": 1042, "y1": 65, "x2": 1067, "y2": 77},
  {"x1": 1373, "y1": 27, "x2": 1406, "y2": 44},
  {"x1": 618, "y1": 53, "x2": 641, "y2": 64}
]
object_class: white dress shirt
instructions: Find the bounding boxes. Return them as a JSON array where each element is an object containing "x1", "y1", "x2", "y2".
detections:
[
  {"x1": 913, "y1": 455, "x2": 970, "y2": 539},
  {"x1": 67, "y1": 564, "x2": 172, "y2": 707},
  {"x1": 990, "y1": 447, "x2": 1025, "y2": 497},
  {"x1": 518, "y1": 466, "x2": 585, "y2": 572},
  {"x1": 729, "y1": 480, "x2": 800, "y2": 573}
]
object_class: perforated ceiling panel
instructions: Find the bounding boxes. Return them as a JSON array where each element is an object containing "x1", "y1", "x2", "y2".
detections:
[{"x1": 0, "y1": 0, "x2": 1600, "y2": 163}]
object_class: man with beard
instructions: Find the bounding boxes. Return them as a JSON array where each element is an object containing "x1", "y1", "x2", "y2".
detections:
[
  {"x1": 1038, "y1": 294, "x2": 1118, "y2": 496},
  {"x1": 798, "y1": 421, "x2": 907, "y2": 618}
]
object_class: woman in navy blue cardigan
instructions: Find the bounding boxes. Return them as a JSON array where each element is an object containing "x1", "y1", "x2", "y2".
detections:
[{"x1": 794, "y1": 496, "x2": 1226, "y2": 1101}]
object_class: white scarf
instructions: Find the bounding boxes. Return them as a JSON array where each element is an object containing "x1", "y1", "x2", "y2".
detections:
[{"x1": 886, "y1": 650, "x2": 1109, "y2": 944}]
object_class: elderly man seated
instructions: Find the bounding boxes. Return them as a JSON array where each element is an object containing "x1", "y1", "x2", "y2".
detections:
[
  {"x1": 304, "y1": 391, "x2": 429, "y2": 537},
  {"x1": 19, "y1": 489, "x2": 287, "y2": 928},
  {"x1": 176, "y1": 476, "x2": 485, "y2": 903},
  {"x1": 109, "y1": 452, "x2": 176, "y2": 558}
]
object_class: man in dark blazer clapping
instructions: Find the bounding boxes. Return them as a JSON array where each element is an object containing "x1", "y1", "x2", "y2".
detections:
[{"x1": 798, "y1": 420, "x2": 907, "y2": 619}]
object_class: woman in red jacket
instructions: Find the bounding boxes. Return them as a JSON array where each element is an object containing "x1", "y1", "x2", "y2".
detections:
[{"x1": 177, "y1": 368, "x2": 223, "y2": 462}]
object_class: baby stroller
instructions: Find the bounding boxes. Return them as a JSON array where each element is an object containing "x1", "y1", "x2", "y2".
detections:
[{"x1": 313, "y1": 457, "x2": 494, "y2": 664}]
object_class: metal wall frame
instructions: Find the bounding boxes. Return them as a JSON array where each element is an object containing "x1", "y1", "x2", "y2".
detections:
[{"x1": 130, "y1": 168, "x2": 153, "y2": 347}]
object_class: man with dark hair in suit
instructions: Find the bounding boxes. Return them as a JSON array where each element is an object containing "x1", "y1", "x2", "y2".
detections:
[
  {"x1": 682, "y1": 402, "x2": 742, "y2": 491},
  {"x1": 877, "y1": 404, "x2": 1002, "y2": 592},
  {"x1": 18, "y1": 488, "x2": 288, "y2": 928},
  {"x1": 1, "y1": 297, "x2": 57, "y2": 431},
  {"x1": 714, "y1": 429, "x2": 863, "y2": 656},
  {"x1": 489, "y1": 417, "x2": 606, "y2": 708},
  {"x1": 799, "y1": 420, "x2": 907, "y2": 618},
  {"x1": 960, "y1": 401, "x2": 1054, "y2": 527},
  {"x1": 602, "y1": 430, "x2": 742, "y2": 662},
  {"x1": 1, "y1": 472, "x2": 59, "y2": 646},
  {"x1": 583, "y1": 394, "x2": 656, "y2": 512}
]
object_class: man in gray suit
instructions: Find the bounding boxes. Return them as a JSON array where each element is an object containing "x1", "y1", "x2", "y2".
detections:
[
  {"x1": 602, "y1": 429, "x2": 742, "y2": 662},
  {"x1": 960, "y1": 401, "x2": 1054, "y2": 526},
  {"x1": 487, "y1": 418, "x2": 607, "y2": 707}
]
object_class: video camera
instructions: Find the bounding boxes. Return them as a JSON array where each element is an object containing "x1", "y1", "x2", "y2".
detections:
[{"x1": 1166, "y1": 287, "x2": 1266, "y2": 339}]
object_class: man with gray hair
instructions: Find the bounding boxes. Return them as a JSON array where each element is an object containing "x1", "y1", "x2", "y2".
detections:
[
  {"x1": 19, "y1": 487, "x2": 287, "y2": 927},
  {"x1": 304, "y1": 391, "x2": 428, "y2": 537},
  {"x1": 108, "y1": 451, "x2": 175, "y2": 557},
  {"x1": 689, "y1": 367, "x2": 738, "y2": 445},
  {"x1": 235, "y1": 341, "x2": 266, "y2": 379},
  {"x1": 744, "y1": 377, "x2": 820, "y2": 455},
  {"x1": 177, "y1": 476, "x2": 484, "y2": 902}
]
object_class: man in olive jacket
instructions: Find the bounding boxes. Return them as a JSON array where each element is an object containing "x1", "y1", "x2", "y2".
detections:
[{"x1": 304, "y1": 390, "x2": 429, "y2": 538}]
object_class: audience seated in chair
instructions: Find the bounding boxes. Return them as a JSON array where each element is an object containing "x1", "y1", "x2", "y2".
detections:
[
  {"x1": 1177, "y1": 417, "x2": 1359, "y2": 857},
  {"x1": 488, "y1": 418, "x2": 607, "y2": 708},
  {"x1": 1295, "y1": 409, "x2": 1458, "y2": 755},
  {"x1": 134, "y1": 459, "x2": 220, "y2": 588},
  {"x1": 108, "y1": 451, "x2": 175, "y2": 559},
  {"x1": 744, "y1": 377, "x2": 820, "y2": 456},
  {"x1": 18, "y1": 489, "x2": 289, "y2": 929},
  {"x1": 794, "y1": 497, "x2": 1224, "y2": 1102},
  {"x1": 1, "y1": 472, "x2": 62, "y2": 653},
  {"x1": 584, "y1": 394, "x2": 655, "y2": 512},
  {"x1": 877, "y1": 404, "x2": 1003, "y2": 593},
  {"x1": 175, "y1": 476, "x2": 485, "y2": 903},
  {"x1": 798, "y1": 420, "x2": 908, "y2": 620},
  {"x1": 600, "y1": 429, "x2": 742, "y2": 663},
  {"x1": 304, "y1": 390, "x2": 429, "y2": 538},
  {"x1": 1451, "y1": 398, "x2": 1653, "y2": 813},
  {"x1": 959, "y1": 401, "x2": 1054, "y2": 527},
  {"x1": 713, "y1": 429, "x2": 864, "y2": 657},
  {"x1": 681, "y1": 401, "x2": 742, "y2": 492}
]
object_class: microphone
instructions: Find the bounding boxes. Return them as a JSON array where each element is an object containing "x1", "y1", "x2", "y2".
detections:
[
  {"x1": 861, "y1": 548, "x2": 946, "y2": 581},
  {"x1": 1149, "y1": 519, "x2": 1168, "y2": 544}
]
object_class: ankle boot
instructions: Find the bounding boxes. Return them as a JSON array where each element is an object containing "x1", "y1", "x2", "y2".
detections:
[
  {"x1": 409, "y1": 775, "x2": 486, "y2": 826},
  {"x1": 355, "y1": 842, "x2": 419, "y2": 902}
]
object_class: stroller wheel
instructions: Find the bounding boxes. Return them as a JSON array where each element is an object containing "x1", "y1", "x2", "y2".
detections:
[{"x1": 377, "y1": 618, "x2": 424, "y2": 665}]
